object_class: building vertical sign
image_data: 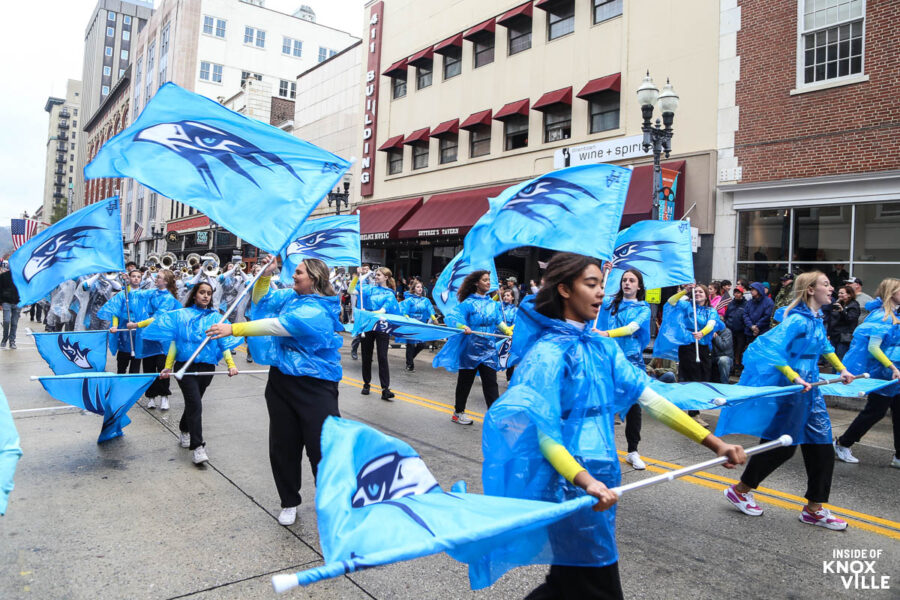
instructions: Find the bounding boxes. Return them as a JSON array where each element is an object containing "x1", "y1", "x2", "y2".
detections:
[{"x1": 360, "y1": 1, "x2": 384, "y2": 197}]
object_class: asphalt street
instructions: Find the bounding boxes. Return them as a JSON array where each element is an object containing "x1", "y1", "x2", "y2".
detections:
[{"x1": 1, "y1": 328, "x2": 898, "y2": 600}]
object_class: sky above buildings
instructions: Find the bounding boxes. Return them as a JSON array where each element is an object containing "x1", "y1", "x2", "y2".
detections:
[{"x1": 0, "y1": 0, "x2": 365, "y2": 225}]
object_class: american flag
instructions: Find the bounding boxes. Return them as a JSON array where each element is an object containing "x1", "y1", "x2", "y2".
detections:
[
  {"x1": 132, "y1": 221, "x2": 144, "y2": 245},
  {"x1": 11, "y1": 219, "x2": 38, "y2": 250}
]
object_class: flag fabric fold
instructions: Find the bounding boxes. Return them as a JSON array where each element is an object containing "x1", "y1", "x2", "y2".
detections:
[
  {"x1": 432, "y1": 251, "x2": 499, "y2": 316},
  {"x1": 279, "y1": 214, "x2": 360, "y2": 283},
  {"x1": 32, "y1": 330, "x2": 109, "y2": 374},
  {"x1": 37, "y1": 374, "x2": 156, "y2": 443},
  {"x1": 0, "y1": 385, "x2": 22, "y2": 516},
  {"x1": 85, "y1": 82, "x2": 351, "y2": 253},
  {"x1": 604, "y1": 220, "x2": 694, "y2": 293},
  {"x1": 351, "y1": 310, "x2": 462, "y2": 342},
  {"x1": 9, "y1": 198, "x2": 124, "y2": 307}
]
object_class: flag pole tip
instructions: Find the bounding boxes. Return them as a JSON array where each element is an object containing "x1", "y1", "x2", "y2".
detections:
[
  {"x1": 777, "y1": 434, "x2": 792, "y2": 446},
  {"x1": 857, "y1": 391, "x2": 866, "y2": 398},
  {"x1": 29, "y1": 376, "x2": 39, "y2": 381},
  {"x1": 713, "y1": 397, "x2": 726, "y2": 406},
  {"x1": 861, "y1": 372, "x2": 870, "y2": 378},
  {"x1": 271, "y1": 574, "x2": 299, "y2": 593}
]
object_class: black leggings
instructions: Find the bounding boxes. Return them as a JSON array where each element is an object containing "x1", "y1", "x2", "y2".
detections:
[
  {"x1": 142, "y1": 354, "x2": 171, "y2": 398},
  {"x1": 838, "y1": 392, "x2": 899, "y2": 455},
  {"x1": 360, "y1": 331, "x2": 390, "y2": 388},
  {"x1": 740, "y1": 440, "x2": 834, "y2": 503},
  {"x1": 116, "y1": 351, "x2": 141, "y2": 374},
  {"x1": 265, "y1": 367, "x2": 340, "y2": 508},
  {"x1": 405, "y1": 342, "x2": 425, "y2": 368},
  {"x1": 174, "y1": 361, "x2": 214, "y2": 450},
  {"x1": 454, "y1": 364, "x2": 499, "y2": 413},
  {"x1": 525, "y1": 563, "x2": 624, "y2": 600},
  {"x1": 625, "y1": 404, "x2": 642, "y2": 453},
  {"x1": 678, "y1": 344, "x2": 712, "y2": 382}
]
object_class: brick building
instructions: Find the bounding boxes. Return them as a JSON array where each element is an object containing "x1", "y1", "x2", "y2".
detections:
[{"x1": 714, "y1": 0, "x2": 900, "y2": 295}]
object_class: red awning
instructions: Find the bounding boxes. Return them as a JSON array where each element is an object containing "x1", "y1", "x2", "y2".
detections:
[
  {"x1": 382, "y1": 58, "x2": 408, "y2": 78},
  {"x1": 621, "y1": 161, "x2": 686, "y2": 227},
  {"x1": 377, "y1": 134, "x2": 405, "y2": 152},
  {"x1": 532, "y1": 86, "x2": 573, "y2": 111},
  {"x1": 359, "y1": 197, "x2": 424, "y2": 241},
  {"x1": 494, "y1": 99, "x2": 530, "y2": 120},
  {"x1": 463, "y1": 18, "x2": 495, "y2": 41},
  {"x1": 534, "y1": 0, "x2": 563, "y2": 9},
  {"x1": 434, "y1": 33, "x2": 463, "y2": 55},
  {"x1": 496, "y1": 2, "x2": 533, "y2": 25},
  {"x1": 408, "y1": 47, "x2": 434, "y2": 67},
  {"x1": 460, "y1": 109, "x2": 492, "y2": 130},
  {"x1": 403, "y1": 127, "x2": 431, "y2": 145},
  {"x1": 430, "y1": 118, "x2": 459, "y2": 137},
  {"x1": 577, "y1": 73, "x2": 622, "y2": 98},
  {"x1": 398, "y1": 185, "x2": 511, "y2": 239}
]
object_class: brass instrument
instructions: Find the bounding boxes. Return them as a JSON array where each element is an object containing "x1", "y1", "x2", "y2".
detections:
[
  {"x1": 201, "y1": 253, "x2": 220, "y2": 277},
  {"x1": 146, "y1": 253, "x2": 160, "y2": 269},
  {"x1": 186, "y1": 253, "x2": 202, "y2": 269},
  {"x1": 160, "y1": 252, "x2": 177, "y2": 270}
]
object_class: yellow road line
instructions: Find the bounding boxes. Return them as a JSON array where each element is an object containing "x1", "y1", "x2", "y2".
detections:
[{"x1": 340, "y1": 377, "x2": 484, "y2": 423}]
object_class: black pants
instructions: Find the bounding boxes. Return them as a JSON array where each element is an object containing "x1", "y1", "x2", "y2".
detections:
[
  {"x1": 360, "y1": 331, "x2": 390, "y2": 389},
  {"x1": 265, "y1": 367, "x2": 340, "y2": 508},
  {"x1": 525, "y1": 563, "x2": 624, "y2": 600},
  {"x1": 838, "y1": 392, "x2": 899, "y2": 455},
  {"x1": 350, "y1": 335, "x2": 361, "y2": 354},
  {"x1": 678, "y1": 344, "x2": 711, "y2": 382},
  {"x1": 29, "y1": 304, "x2": 43, "y2": 322},
  {"x1": 142, "y1": 354, "x2": 171, "y2": 398},
  {"x1": 405, "y1": 341, "x2": 425, "y2": 368},
  {"x1": 625, "y1": 404, "x2": 642, "y2": 453},
  {"x1": 174, "y1": 361, "x2": 214, "y2": 450},
  {"x1": 740, "y1": 439, "x2": 834, "y2": 503},
  {"x1": 455, "y1": 364, "x2": 499, "y2": 413},
  {"x1": 116, "y1": 351, "x2": 141, "y2": 374},
  {"x1": 731, "y1": 329, "x2": 746, "y2": 368}
]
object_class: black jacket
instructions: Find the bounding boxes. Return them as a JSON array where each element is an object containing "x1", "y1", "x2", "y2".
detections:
[
  {"x1": 827, "y1": 299, "x2": 860, "y2": 341},
  {"x1": 0, "y1": 271, "x2": 19, "y2": 305},
  {"x1": 711, "y1": 328, "x2": 734, "y2": 360},
  {"x1": 723, "y1": 297, "x2": 747, "y2": 333}
]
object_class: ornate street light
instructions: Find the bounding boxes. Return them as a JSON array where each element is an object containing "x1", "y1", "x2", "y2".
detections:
[{"x1": 637, "y1": 72, "x2": 679, "y2": 220}]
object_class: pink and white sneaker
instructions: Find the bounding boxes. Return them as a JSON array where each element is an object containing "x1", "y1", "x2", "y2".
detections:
[
  {"x1": 723, "y1": 484, "x2": 763, "y2": 516},
  {"x1": 799, "y1": 506, "x2": 848, "y2": 530}
]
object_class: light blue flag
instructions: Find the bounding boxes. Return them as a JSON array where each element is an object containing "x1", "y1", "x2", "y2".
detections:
[
  {"x1": 37, "y1": 374, "x2": 156, "y2": 443},
  {"x1": 32, "y1": 330, "x2": 109, "y2": 374},
  {"x1": 462, "y1": 164, "x2": 632, "y2": 266},
  {"x1": 432, "y1": 251, "x2": 499, "y2": 316},
  {"x1": 9, "y1": 198, "x2": 124, "y2": 307},
  {"x1": 279, "y1": 214, "x2": 360, "y2": 283},
  {"x1": 85, "y1": 82, "x2": 351, "y2": 253},
  {"x1": 604, "y1": 220, "x2": 694, "y2": 293},
  {"x1": 0, "y1": 385, "x2": 22, "y2": 516},
  {"x1": 351, "y1": 310, "x2": 462, "y2": 342},
  {"x1": 274, "y1": 417, "x2": 596, "y2": 591}
]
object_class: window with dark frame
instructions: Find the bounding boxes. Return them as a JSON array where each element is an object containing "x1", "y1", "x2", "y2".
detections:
[
  {"x1": 543, "y1": 105, "x2": 571, "y2": 142},
  {"x1": 412, "y1": 144, "x2": 429, "y2": 169},
  {"x1": 593, "y1": 0, "x2": 623, "y2": 24},
  {"x1": 439, "y1": 135, "x2": 458, "y2": 164},
  {"x1": 588, "y1": 91, "x2": 620, "y2": 133},
  {"x1": 547, "y1": 0, "x2": 575, "y2": 40},
  {"x1": 469, "y1": 126, "x2": 491, "y2": 157},
  {"x1": 504, "y1": 115, "x2": 528, "y2": 150},
  {"x1": 392, "y1": 75, "x2": 407, "y2": 99},
  {"x1": 388, "y1": 149, "x2": 403, "y2": 174},
  {"x1": 507, "y1": 18, "x2": 532, "y2": 55},
  {"x1": 416, "y1": 63, "x2": 433, "y2": 89},
  {"x1": 473, "y1": 36, "x2": 495, "y2": 68},
  {"x1": 443, "y1": 47, "x2": 461, "y2": 79}
]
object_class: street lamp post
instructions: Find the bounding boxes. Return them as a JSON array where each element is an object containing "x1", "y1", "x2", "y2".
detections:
[
  {"x1": 637, "y1": 72, "x2": 679, "y2": 221},
  {"x1": 326, "y1": 180, "x2": 351, "y2": 216}
]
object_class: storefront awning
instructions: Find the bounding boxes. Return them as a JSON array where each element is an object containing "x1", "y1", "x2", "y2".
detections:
[
  {"x1": 577, "y1": 73, "x2": 621, "y2": 98},
  {"x1": 377, "y1": 134, "x2": 405, "y2": 152},
  {"x1": 534, "y1": 0, "x2": 565, "y2": 9},
  {"x1": 359, "y1": 197, "x2": 424, "y2": 241},
  {"x1": 621, "y1": 160, "x2": 686, "y2": 227},
  {"x1": 532, "y1": 87, "x2": 572, "y2": 111},
  {"x1": 398, "y1": 185, "x2": 511, "y2": 239},
  {"x1": 408, "y1": 47, "x2": 434, "y2": 67},
  {"x1": 463, "y1": 18, "x2": 495, "y2": 41},
  {"x1": 434, "y1": 33, "x2": 463, "y2": 55},
  {"x1": 496, "y1": 2, "x2": 533, "y2": 25},
  {"x1": 460, "y1": 109, "x2": 492, "y2": 130},
  {"x1": 430, "y1": 118, "x2": 459, "y2": 138},
  {"x1": 494, "y1": 99, "x2": 530, "y2": 120},
  {"x1": 403, "y1": 127, "x2": 431, "y2": 145},
  {"x1": 382, "y1": 58, "x2": 408, "y2": 78}
]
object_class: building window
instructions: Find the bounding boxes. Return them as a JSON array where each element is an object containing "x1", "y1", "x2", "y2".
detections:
[
  {"x1": 124, "y1": 15, "x2": 131, "y2": 25},
  {"x1": 107, "y1": 26, "x2": 115, "y2": 37},
  {"x1": 318, "y1": 47, "x2": 328, "y2": 62},
  {"x1": 73, "y1": 108, "x2": 77, "y2": 115},
  {"x1": 101, "y1": 85, "x2": 110, "y2": 95},
  {"x1": 158, "y1": 23, "x2": 170, "y2": 86},
  {"x1": 103, "y1": 66, "x2": 112, "y2": 76},
  {"x1": 442, "y1": 48, "x2": 461, "y2": 79},
  {"x1": 73, "y1": 120, "x2": 77, "y2": 127},
  {"x1": 593, "y1": 0, "x2": 623, "y2": 24},
  {"x1": 547, "y1": 0, "x2": 575, "y2": 40},
  {"x1": 123, "y1": 30, "x2": 131, "y2": 41},
  {"x1": 149, "y1": 193, "x2": 157, "y2": 221},
  {"x1": 543, "y1": 105, "x2": 571, "y2": 142},
  {"x1": 199, "y1": 61, "x2": 211, "y2": 80},
  {"x1": 282, "y1": 37, "x2": 290, "y2": 54},
  {"x1": 439, "y1": 135, "x2": 458, "y2": 164},
  {"x1": 504, "y1": 115, "x2": 528, "y2": 150},
  {"x1": 469, "y1": 125, "x2": 491, "y2": 157},
  {"x1": 412, "y1": 144, "x2": 429, "y2": 169},
  {"x1": 245, "y1": 26, "x2": 265, "y2": 47},
  {"x1": 392, "y1": 75, "x2": 407, "y2": 99},
  {"x1": 588, "y1": 91, "x2": 620, "y2": 132},
  {"x1": 121, "y1": 49, "x2": 128, "y2": 60},
  {"x1": 145, "y1": 42, "x2": 155, "y2": 103},
  {"x1": 105, "y1": 46, "x2": 113, "y2": 57},
  {"x1": 416, "y1": 64, "x2": 432, "y2": 89},
  {"x1": 240, "y1": 71, "x2": 262, "y2": 85},
  {"x1": 293, "y1": 39, "x2": 302, "y2": 56},
  {"x1": 203, "y1": 15, "x2": 214, "y2": 35},
  {"x1": 473, "y1": 36, "x2": 494, "y2": 68},
  {"x1": 119, "y1": 68, "x2": 125, "y2": 78},
  {"x1": 387, "y1": 150, "x2": 403, "y2": 174},
  {"x1": 508, "y1": 19, "x2": 532, "y2": 55},
  {"x1": 212, "y1": 64, "x2": 223, "y2": 83},
  {"x1": 215, "y1": 19, "x2": 226, "y2": 38},
  {"x1": 283, "y1": 37, "x2": 303, "y2": 57},
  {"x1": 108, "y1": 11, "x2": 115, "y2": 21},
  {"x1": 279, "y1": 79, "x2": 296, "y2": 99},
  {"x1": 799, "y1": 0, "x2": 864, "y2": 85}
]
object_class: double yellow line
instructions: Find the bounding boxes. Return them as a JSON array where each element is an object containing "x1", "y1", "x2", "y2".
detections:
[{"x1": 339, "y1": 375, "x2": 900, "y2": 540}]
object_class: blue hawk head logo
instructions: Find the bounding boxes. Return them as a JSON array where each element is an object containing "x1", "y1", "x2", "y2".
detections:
[
  {"x1": 439, "y1": 258, "x2": 470, "y2": 305},
  {"x1": 372, "y1": 318, "x2": 400, "y2": 335},
  {"x1": 500, "y1": 177, "x2": 597, "y2": 227},
  {"x1": 80, "y1": 379, "x2": 110, "y2": 415},
  {"x1": 285, "y1": 228, "x2": 356, "y2": 261},
  {"x1": 351, "y1": 451, "x2": 439, "y2": 508},
  {"x1": 22, "y1": 226, "x2": 103, "y2": 283},
  {"x1": 134, "y1": 120, "x2": 304, "y2": 194},
  {"x1": 497, "y1": 337, "x2": 512, "y2": 369},
  {"x1": 609, "y1": 240, "x2": 675, "y2": 271},
  {"x1": 58, "y1": 336, "x2": 93, "y2": 369}
]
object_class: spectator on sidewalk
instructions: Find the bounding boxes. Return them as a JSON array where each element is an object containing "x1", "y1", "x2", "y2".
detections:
[
  {"x1": 845, "y1": 276, "x2": 874, "y2": 321},
  {"x1": 0, "y1": 261, "x2": 21, "y2": 349},
  {"x1": 711, "y1": 328, "x2": 735, "y2": 384},
  {"x1": 724, "y1": 287, "x2": 748, "y2": 371},
  {"x1": 827, "y1": 285, "x2": 860, "y2": 360},
  {"x1": 743, "y1": 282, "x2": 774, "y2": 346}
]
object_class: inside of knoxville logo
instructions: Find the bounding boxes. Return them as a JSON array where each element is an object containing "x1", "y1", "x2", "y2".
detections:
[{"x1": 823, "y1": 548, "x2": 891, "y2": 591}]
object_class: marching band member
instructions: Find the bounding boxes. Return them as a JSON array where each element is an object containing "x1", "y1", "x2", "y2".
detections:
[
  {"x1": 98, "y1": 269, "x2": 144, "y2": 374},
  {"x1": 207, "y1": 255, "x2": 343, "y2": 526},
  {"x1": 499, "y1": 288, "x2": 519, "y2": 381},
  {"x1": 357, "y1": 267, "x2": 401, "y2": 400},
  {"x1": 399, "y1": 280, "x2": 437, "y2": 372}
]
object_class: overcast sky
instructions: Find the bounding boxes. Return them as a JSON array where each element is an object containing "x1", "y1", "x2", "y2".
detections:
[{"x1": 0, "y1": 0, "x2": 365, "y2": 225}]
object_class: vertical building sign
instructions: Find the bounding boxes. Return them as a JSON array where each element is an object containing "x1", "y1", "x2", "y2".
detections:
[{"x1": 360, "y1": 1, "x2": 384, "y2": 197}]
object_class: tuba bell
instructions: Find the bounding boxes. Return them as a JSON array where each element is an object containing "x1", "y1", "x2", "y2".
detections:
[
  {"x1": 201, "y1": 253, "x2": 220, "y2": 277},
  {"x1": 160, "y1": 252, "x2": 177, "y2": 270},
  {"x1": 186, "y1": 253, "x2": 202, "y2": 269},
  {"x1": 146, "y1": 253, "x2": 160, "y2": 269}
]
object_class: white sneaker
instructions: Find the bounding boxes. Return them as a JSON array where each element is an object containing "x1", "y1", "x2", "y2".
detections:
[
  {"x1": 723, "y1": 485, "x2": 763, "y2": 516},
  {"x1": 278, "y1": 506, "x2": 298, "y2": 526},
  {"x1": 833, "y1": 440, "x2": 859, "y2": 464},
  {"x1": 451, "y1": 412, "x2": 473, "y2": 425},
  {"x1": 799, "y1": 506, "x2": 848, "y2": 530},
  {"x1": 146, "y1": 397, "x2": 156, "y2": 409},
  {"x1": 159, "y1": 397, "x2": 169, "y2": 411},
  {"x1": 192, "y1": 446, "x2": 209, "y2": 465},
  {"x1": 179, "y1": 431, "x2": 191, "y2": 448},
  {"x1": 625, "y1": 452, "x2": 646, "y2": 470},
  {"x1": 891, "y1": 455, "x2": 900, "y2": 469}
]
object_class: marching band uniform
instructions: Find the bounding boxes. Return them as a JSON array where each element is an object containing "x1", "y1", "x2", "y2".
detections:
[
  {"x1": 357, "y1": 283, "x2": 401, "y2": 400},
  {"x1": 399, "y1": 290, "x2": 437, "y2": 372},
  {"x1": 130, "y1": 287, "x2": 182, "y2": 409},
  {"x1": 97, "y1": 284, "x2": 142, "y2": 374}
]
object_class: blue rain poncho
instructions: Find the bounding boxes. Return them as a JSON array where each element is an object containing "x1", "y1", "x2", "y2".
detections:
[
  {"x1": 142, "y1": 306, "x2": 243, "y2": 365},
  {"x1": 653, "y1": 297, "x2": 724, "y2": 360},
  {"x1": 97, "y1": 288, "x2": 146, "y2": 356},
  {"x1": 398, "y1": 292, "x2": 437, "y2": 345},
  {"x1": 596, "y1": 298, "x2": 651, "y2": 370},
  {"x1": 842, "y1": 299, "x2": 900, "y2": 394},
  {"x1": 130, "y1": 288, "x2": 182, "y2": 357},
  {"x1": 434, "y1": 294, "x2": 506, "y2": 372},
  {"x1": 500, "y1": 302, "x2": 518, "y2": 327},
  {"x1": 356, "y1": 284, "x2": 401, "y2": 314},
  {"x1": 481, "y1": 298, "x2": 650, "y2": 574},
  {"x1": 715, "y1": 302, "x2": 835, "y2": 444},
  {"x1": 247, "y1": 289, "x2": 344, "y2": 382}
]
